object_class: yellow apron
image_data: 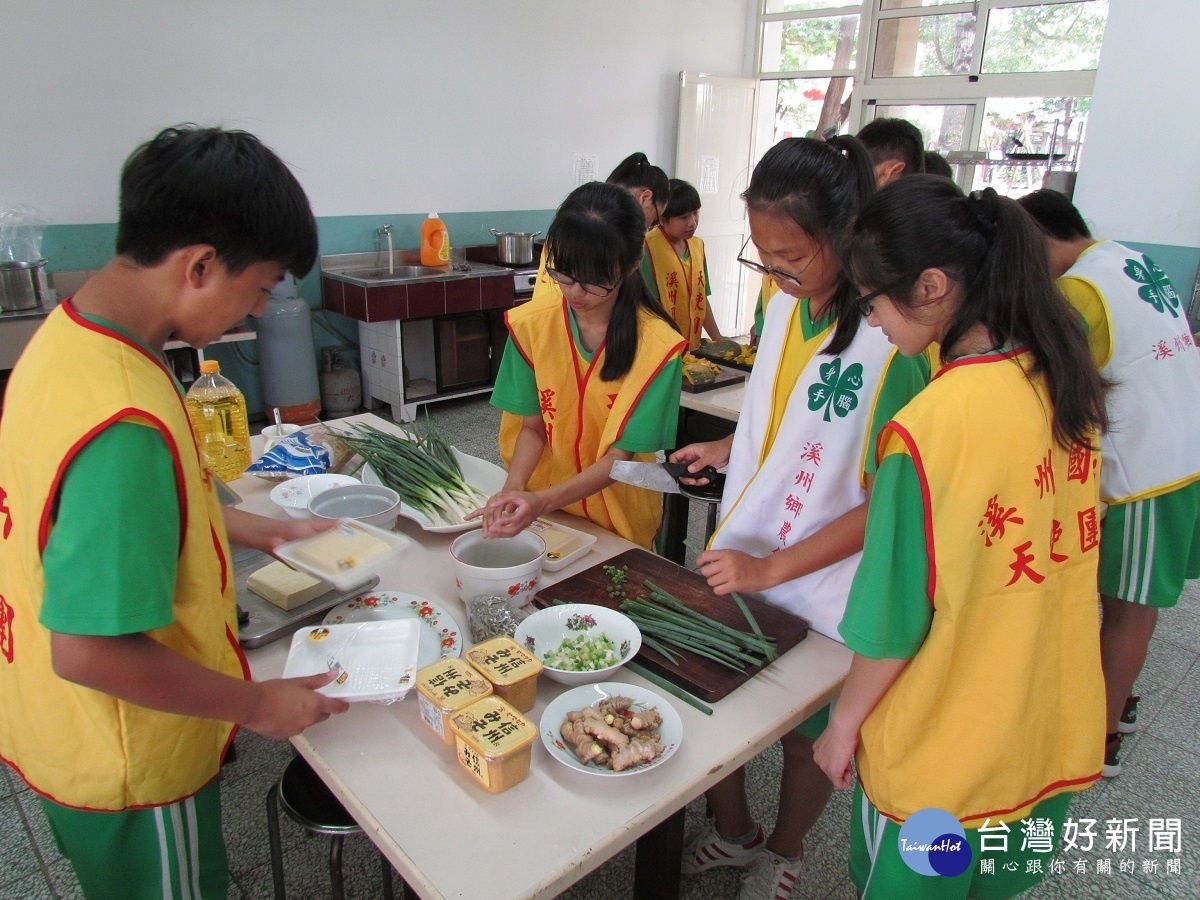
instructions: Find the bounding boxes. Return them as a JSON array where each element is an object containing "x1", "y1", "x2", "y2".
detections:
[
  {"x1": 499, "y1": 299, "x2": 685, "y2": 546},
  {"x1": 856, "y1": 349, "x2": 1105, "y2": 827},
  {"x1": 645, "y1": 225, "x2": 707, "y2": 350},
  {"x1": 0, "y1": 301, "x2": 245, "y2": 810}
]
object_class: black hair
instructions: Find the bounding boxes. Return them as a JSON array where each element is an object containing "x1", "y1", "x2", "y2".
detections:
[
  {"x1": 845, "y1": 176, "x2": 1108, "y2": 449},
  {"x1": 117, "y1": 125, "x2": 318, "y2": 277},
  {"x1": 662, "y1": 179, "x2": 702, "y2": 221},
  {"x1": 606, "y1": 152, "x2": 671, "y2": 210},
  {"x1": 741, "y1": 135, "x2": 876, "y2": 354},
  {"x1": 923, "y1": 150, "x2": 953, "y2": 179},
  {"x1": 545, "y1": 182, "x2": 677, "y2": 381},
  {"x1": 856, "y1": 118, "x2": 926, "y2": 178},
  {"x1": 1017, "y1": 189, "x2": 1093, "y2": 241}
]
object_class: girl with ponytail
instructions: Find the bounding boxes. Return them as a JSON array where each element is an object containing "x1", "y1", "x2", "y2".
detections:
[
  {"x1": 480, "y1": 182, "x2": 685, "y2": 548},
  {"x1": 813, "y1": 176, "x2": 1109, "y2": 898},
  {"x1": 674, "y1": 137, "x2": 931, "y2": 900}
]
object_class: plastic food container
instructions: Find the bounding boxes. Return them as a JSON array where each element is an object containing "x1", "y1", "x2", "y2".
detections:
[
  {"x1": 448, "y1": 696, "x2": 537, "y2": 793},
  {"x1": 464, "y1": 636, "x2": 543, "y2": 713},
  {"x1": 415, "y1": 658, "x2": 494, "y2": 745}
]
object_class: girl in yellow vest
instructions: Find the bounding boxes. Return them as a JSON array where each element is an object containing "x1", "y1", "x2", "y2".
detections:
[
  {"x1": 0, "y1": 127, "x2": 349, "y2": 899},
  {"x1": 674, "y1": 137, "x2": 930, "y2": 900},
  {"x1": 813, "y1": 177, "x2": 1110, "y2": 898},
  {"x1": 478, "y1": 181, "x2": 686, "y2": 547},
  {"x1": 642, "y1": 178, "x2": 724, "y2": 349}
]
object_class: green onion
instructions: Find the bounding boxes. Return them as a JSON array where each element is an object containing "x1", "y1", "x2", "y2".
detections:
[{"x1": 332, "y1": 420, "x2": 491, "y2": 527}]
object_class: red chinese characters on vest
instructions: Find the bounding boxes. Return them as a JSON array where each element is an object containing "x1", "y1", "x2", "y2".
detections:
[
  {"x1": 0, "y1": 485, "x2": 11, "y2": 540},
  {"x1": 979, "y1": 444, "x2": 1098, "y2": 588},
  {"x1": 0, "y1": 596, "x2": 13, "y2": 664}
]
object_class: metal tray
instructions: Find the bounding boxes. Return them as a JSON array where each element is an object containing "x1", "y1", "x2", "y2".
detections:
[{"x1": 233, "y1": 546, "x2": 379, "y2": 649}]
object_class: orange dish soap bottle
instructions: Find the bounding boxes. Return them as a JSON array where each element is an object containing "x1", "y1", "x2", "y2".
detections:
[{"x1": 420, "y1": 212, "x2": 450, "y2": 267}]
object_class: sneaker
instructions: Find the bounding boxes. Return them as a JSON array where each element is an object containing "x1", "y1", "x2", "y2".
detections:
[
  {"x1": 739, "y1": 848, "x2": 802, "y2": 900},
  {"x1": 1117, "y1": 695, "x2": 1141, "y2": 734},
  {"x1": 681, "y1": 819, "x2": 765, "y2": 875},
  {"x1": 1102, "y1": 732, "x2": 1123, "y2": 778}
]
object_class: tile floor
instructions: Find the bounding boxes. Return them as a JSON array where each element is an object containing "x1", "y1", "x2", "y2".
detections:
[{"x1": 3, "y1": 395, "x2": 1198, "y2": 899}]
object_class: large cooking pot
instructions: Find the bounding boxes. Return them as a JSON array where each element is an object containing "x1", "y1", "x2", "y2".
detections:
[
  {"x1": 0, "y1": 259, "x2": 46, "y2": 312},
  {"x1": 490, "y1": 229, "x2": 541, "y2": 266}
]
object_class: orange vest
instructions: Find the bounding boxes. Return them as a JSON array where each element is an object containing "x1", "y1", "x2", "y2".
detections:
[
  {"x1": 0, "y1": 301, "x2": 246, "y2": 810},
  {"x1": 498, "y1": 299, "x2": 685, "y2": 546},
  {"x1": 856, "y1": 350, "x2": 1104, "y2": 827},
  {"x1": 645, "y1": 226, "x2": 707, "y2": 350}
]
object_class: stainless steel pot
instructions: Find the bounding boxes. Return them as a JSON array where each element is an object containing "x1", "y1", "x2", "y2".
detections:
[
  {"x1": 490, "y1": 229, "x2": 541, "y2": 266},
  {"x1": 0, "y1": 259, "x2": 46, "y2": 312}
]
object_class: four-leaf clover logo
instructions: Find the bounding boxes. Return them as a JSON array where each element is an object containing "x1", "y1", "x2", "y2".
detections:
[
  {"x1": 1124, "y1": 255, "x2": 1181, "y2": 318},
  {"x1": 808, "y1": 358, "x2": 864, "y2": 422}
]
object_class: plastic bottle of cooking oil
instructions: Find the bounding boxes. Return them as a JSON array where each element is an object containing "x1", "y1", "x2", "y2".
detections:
[
  {"x1": 420, "y1": 212, "x2": 450, "y2": 267},
  {"x1": 184, "y1": 359, "x2": 251, "y2": 482}
]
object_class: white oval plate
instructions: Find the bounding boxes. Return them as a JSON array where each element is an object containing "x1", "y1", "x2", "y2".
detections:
[
  {"x1": 322, "y1": 591, "x2": 462, "y2": 668},
  {"x1": 362, "y1": 449, "x2": 507, "y2": 533},
  {"x1": 539, "y1": 682, "x2": 682, "y2": 777}
]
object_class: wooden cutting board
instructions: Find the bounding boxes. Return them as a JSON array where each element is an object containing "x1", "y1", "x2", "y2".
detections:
[
  {"x1": 681, "y1": 367, "x2": 746, "y2": 394},
  {"x1": 533, "y1": 549, "x2": 809, "y2": 702}
]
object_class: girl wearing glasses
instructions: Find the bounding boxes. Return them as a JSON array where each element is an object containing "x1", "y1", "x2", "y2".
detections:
[
  {"x1": 675, "y1": 136, "x2": 929, "y2": 900},
  {"x1": 642, "y1": 178, "x2": 724, "y2": 349},
  {"x1": 812, "y1": 177, "x2": 1108, "y2": 898},
  {"x1": 477, "y1": 182, "x2": 686, "y2": 547}
]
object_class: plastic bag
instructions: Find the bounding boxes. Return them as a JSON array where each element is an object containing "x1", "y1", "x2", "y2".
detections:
[
  {"x1": 0, "y1": 204, "x2": 51, "y2": 263},
  {"x1": 465, "y1": 595, "x2": 525, "y2": 643},
  {"x1": 247, "y1": 424, "x2": 356, "y2": 480}
]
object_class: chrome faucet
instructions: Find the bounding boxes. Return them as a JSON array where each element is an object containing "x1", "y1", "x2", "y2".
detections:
[{"x1": 375, "y1": 224, "x2": 393, "y2": 274}]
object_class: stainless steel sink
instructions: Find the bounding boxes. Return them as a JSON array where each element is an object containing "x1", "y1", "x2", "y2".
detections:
[
  {"x1": 329, "y1": 264, "x2": 446, "y2": 283},
  {"x1": 320, "y1": 252, "x2": 512, "y2": 286}
]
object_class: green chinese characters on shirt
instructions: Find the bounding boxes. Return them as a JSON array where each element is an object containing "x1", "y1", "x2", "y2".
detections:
[
  {"x1": 808, "y1": 357, "x2": 864, "y2": 422},
  {"x1": 1123, "y1": 254, "x2": 1182, "y2": 318}
]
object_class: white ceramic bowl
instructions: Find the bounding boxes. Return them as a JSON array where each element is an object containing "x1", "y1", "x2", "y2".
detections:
[
  {"x1": 308, "y1": 483, "x2": 402, "y2": 529},
  {"x1": 269, "y1": 473, "x2": 361, "y2": 519},
  {"x1": 449, "y1": 529, "x2": 546, "y2": 609},
  {"x1": 514, "y1": 603, "x2": 641, "y2": 686}
]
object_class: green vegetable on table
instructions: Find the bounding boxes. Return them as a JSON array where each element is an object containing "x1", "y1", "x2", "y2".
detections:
[
  {"x1": 543, "y1": 633, "x2": 620, "y2": 671},
  {"x1": 333, "y1": 421, "x2": 490, "y2": 527}
]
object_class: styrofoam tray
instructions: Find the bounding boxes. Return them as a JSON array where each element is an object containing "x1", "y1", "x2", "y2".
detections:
[
  {"x1": 525, "y1": 518, "x2": 598, "y2": 572},
  {"x1": 282, "y1": 620, "x2": 420, "y2": 702},
  {"x1": 274, "y1": 519, "x2": 411, "y2": 592}
]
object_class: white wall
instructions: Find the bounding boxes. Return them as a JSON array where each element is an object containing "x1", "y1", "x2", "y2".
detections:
[
  {"x1": 1075, "y1": 0, "x2": 1200, "y2": 247},
  {"x1": 1, "y1": 1, "x2": 749, "y2": 224}
]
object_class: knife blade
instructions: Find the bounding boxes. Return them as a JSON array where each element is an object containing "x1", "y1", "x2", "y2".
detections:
[{"x1": 610, "y1": 460, "x2": 681, "y2": 494}]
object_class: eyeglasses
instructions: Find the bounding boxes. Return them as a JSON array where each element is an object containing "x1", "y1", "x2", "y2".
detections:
[
  {"x1": 546, "y1": 268, "x2": 618, "y2": 297},
  {"x1": 855, "y1": 289, "x2": 884, "y2": 317},
  {"x1": 736, "y1": 237, "x2": 825, "y2": 291}
]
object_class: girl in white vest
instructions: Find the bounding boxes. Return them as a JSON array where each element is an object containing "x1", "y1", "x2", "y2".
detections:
[
  {"x1": 673, "y1": 136, "x2": 930, "y2": 900},
  {"x1": 814, "y1": 177, "x2": 1109, "y2": 898},
  {"x1": 1019, "y1": 189, "x2": 1200, "y2": 778}
]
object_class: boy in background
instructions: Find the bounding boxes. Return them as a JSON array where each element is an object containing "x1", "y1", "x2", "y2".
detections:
[
  {"x1": 856, "y1": 117, "x2": 925, "y2": 187},
  {"x1": 0, "y1": 125, "x2": 348, "y2": 899}
]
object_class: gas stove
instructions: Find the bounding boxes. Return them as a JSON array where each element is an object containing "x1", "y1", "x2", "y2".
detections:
[{"x1": 490, "y1": 259, "x2": 539, "y2": 298}]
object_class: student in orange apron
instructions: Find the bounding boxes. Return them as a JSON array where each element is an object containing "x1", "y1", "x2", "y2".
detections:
[
  {"x1": 478, "y1": 182, "x2": 686, "y2": 548},
  {"x1": 642, "y1": 178, "x2": 724, "y2": 349},
  {"x1": 814, "y1": 176, "x2": 1109, "y2": 898},
  {"x1": 672, "y1": 137, "x2": 929, "y2": 900}
]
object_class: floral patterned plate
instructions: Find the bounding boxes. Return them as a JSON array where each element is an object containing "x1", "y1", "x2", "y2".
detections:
[{"x1": 322, "y1": 591, "x2": 462, "y2": 668}]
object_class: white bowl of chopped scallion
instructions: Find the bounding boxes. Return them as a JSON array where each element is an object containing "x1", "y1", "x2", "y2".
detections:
[{"x1": 514, "y1": 603, "x2": 641, "y2": 686}]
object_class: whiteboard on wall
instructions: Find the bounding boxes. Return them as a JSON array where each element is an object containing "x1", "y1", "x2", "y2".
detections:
[{"x1": 1074, "y1": 0, "x2": 1200, "y2": 248}]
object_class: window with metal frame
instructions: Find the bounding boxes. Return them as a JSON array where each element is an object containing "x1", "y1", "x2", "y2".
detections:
[{"x1": 754, "y1": 0, "x2": 1109, "y2": 198}]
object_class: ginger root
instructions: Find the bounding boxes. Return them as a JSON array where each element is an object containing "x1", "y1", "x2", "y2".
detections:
[{"x1": 559, "y1": 696, "x2": 663, "y2": 771}]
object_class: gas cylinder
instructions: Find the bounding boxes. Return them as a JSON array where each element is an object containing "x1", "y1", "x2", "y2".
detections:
[
  {"x1": 320, "y1": 345, "x2": 362, "y2": 417},
  {"x1": 254, "y1": 274, "x2": 321, "y2": 423}
]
